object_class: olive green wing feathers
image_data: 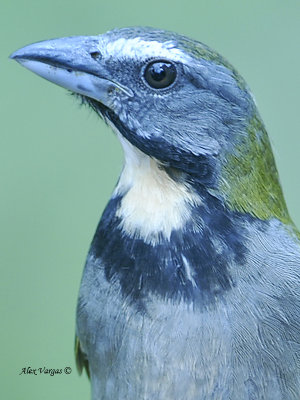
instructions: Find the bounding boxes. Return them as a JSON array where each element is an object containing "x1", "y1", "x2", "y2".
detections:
[{"x1": 75, "y1": 336, "x2": 90, "y2": 379}]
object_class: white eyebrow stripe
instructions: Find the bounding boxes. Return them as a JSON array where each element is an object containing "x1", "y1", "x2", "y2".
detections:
[{"x1": 102, "y1": 37, "x2": 193, "y2": 63}]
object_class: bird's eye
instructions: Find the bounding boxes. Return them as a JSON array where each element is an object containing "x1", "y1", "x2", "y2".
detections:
[{"x1": 144, "y1": 61, "x2": 177, "y2": 89}]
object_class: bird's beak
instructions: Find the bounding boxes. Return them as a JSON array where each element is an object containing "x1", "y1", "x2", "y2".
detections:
[{"x1": 10, "y1": 36, "x2": 133, "y2": 107}]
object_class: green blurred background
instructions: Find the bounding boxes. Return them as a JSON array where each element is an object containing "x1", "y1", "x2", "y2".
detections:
[{"x1": 1, "y1": 0, "x2": 300, "y2": 399}]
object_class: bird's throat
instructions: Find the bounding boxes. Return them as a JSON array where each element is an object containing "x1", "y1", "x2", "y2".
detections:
[{"x1": 113, "y1": 135, "x2": 202, "y2": 245}]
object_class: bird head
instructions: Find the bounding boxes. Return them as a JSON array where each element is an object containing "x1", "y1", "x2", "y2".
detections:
[{"x1": 11, "y1": 27, "x2": 290, "y2": 224}]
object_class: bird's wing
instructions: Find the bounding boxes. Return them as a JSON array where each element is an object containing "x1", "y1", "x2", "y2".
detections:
[{"x1": 75, "y1": 335, "x2": 90, "y2": 379}]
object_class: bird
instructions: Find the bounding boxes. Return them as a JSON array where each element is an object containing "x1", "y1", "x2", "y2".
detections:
[{"x1": 11, "y1": 27, "x2": 300, "y2": 400}]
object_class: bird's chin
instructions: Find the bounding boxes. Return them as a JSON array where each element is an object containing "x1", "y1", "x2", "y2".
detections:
[
  {"x1": 77, "y1": 94, "x2": 130, "y2": 144},
  {"x1": 75, "y1": 94, "x2": 111, "y2": 121}
]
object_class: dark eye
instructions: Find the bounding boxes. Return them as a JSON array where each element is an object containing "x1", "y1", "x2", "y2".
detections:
[{"x1": 144, "y1": 61, "x2": 177, "y2": 89}]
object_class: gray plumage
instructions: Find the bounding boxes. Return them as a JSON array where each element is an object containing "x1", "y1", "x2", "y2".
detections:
[
  {"x1": 11, "y1": 27, "x2": 300, "y2": 399},
  {"x1": 77, "y1": 218, "x2": 300, "y2": 400}
]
